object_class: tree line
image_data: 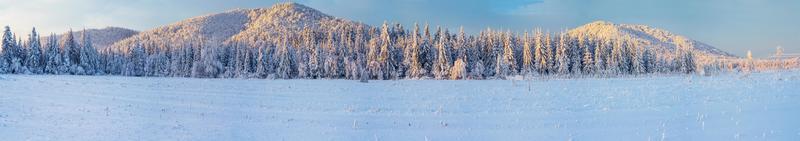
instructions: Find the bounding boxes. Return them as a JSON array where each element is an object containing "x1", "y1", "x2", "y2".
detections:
[{"x1": 0, "y1": 23, "x2": 757, "y2": 80}]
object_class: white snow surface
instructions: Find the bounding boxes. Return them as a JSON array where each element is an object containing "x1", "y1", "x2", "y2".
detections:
[{"x1": 1, "y1": 72, "x2": 799, "y2": 141}]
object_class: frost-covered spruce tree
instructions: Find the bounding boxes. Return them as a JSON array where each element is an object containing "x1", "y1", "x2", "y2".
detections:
[
  {"x1": 254, "y1": 45, "x2": 271, "y2": 78},
  {"x1": 581, "y1": 38, "x2": 594, "y2": 75},
  {"x1": 555, "y1": 33, "x2": 570, "y2": 75},
  {"x1": 151, "y1": 46, "x2": 171, "y2": 77},
  {"x1": 233, "y1": 42, "x2": 255, "y2": 78},
  {"x1": 17, "y1": 37, "x2": 28, "y2": 71},
  {"x1": 403, "y1": 23, "x2": 423, "y2": 79},
  {"x1": 308, "y1": 34, "x2": 321, "y2": 79},
  {"x1": 26, "y1": 28, "x2": 43, "y2": 74},
  {"x1": 499, "y1": 31, "x2": 517, "y2": 77},
  {"x1": 378, "y1": 22, "x2": 396, "y2": 79},
  {"x1": 420, "y1": 24, "x2": 434, "y2": 77},
  {"x1": 449, "y1": 57, "x2": 467, "y2": 80},
  {"x1": 44, "y1": 34, "x2": 62, "y2": 74},
  {"x1": 533, "y1": 30, "x2": 546, "y2": 75},
  {"x1": 298, "y1": 28, "x2": 316, "y2": 78},
  {"x1": 675, "y1": 45, "x2": 696, "y2": 74},
  {"x1": 608, "y1": 39, "x2": 623, "y2": 74},
  {"x1": 433, "y1": 30, "x2": 450, "y2": 80},
  {"x1": 454, "y1": 27, "x2": 468, "y2": 61},
  {"x1": 102, "y1": 50, "x2": 124, "y2": 75},
  {"x1": 0, "y1": 26, "x2": 15, "y2": 73},
  {"x1": 1, "y1": 26, "x2": 28, "y2": 74},
  {"x1": 569, "y1": 34, "x2": 582, "y2": 75},
  {"x1": 169, "y1": 43, "x2": 196, "y2": 77},
  {"x1": 630, "y1": 41, "x2": 646, "y2": 74},
  {"x1": 126, "y1": 41, "x2": 146, "y2": 76},
  {"x1": 191, "y1": 41, "x2": 224, "y2": 78},
  {"x1": 60, "y1": 29, "x2": 83, "y2": 74},
  {"x1": 543, "y1": 33, "x2": 554, "y2": 74},
  {"x1": 168, "y1": 44, "x2": 184, "y2": 77},
  {"x1": 482, "y1": 30, "x2": 498, "y2": 78},
  {"x1": 521, "y1": 32, "x2": 534, "y2": 76},
  {"x1": 294, "y1": 36, "x2": 309, "y2": 79},
  {"x1": 275, "y1": 37, "x2": 295, "y2": 79},
  {"x1": 323, "y1": 31, "x2": 341, "y2": 79},
  {"x1": 594, "y1": 39, "x2": 610, "y2": 75},
  {"x1": 79, "y1": 30, "x2": 100, "y2": 75}
]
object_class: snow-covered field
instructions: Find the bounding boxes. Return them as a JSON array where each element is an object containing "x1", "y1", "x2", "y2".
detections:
[{"x1": 1, "y1": 72, "x2": 799, "y2": 141}]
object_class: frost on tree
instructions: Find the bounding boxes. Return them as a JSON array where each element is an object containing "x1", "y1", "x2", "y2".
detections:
[
  {"x1": 27, "y1": 28, "x2": 44, "y2": 74},
  {"x1": 1, "y1": 26, "x2": 28, "y2": 74}
]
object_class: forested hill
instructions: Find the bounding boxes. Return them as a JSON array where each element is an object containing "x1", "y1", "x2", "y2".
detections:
[
  {"x1": 2, "y1": 2, "x2": 748, "y2": 79},
  {"x1": 43, "y1": 27, "x2": 138, "y2": 50}
]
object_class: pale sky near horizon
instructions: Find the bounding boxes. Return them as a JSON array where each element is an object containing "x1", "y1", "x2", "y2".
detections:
[{"x1": 0, "y1": 0, "x2": 797, "y2": 57}]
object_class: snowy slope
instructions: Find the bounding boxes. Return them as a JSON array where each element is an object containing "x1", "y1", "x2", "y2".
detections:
[
  {"x1": 568, "y1": 21, "x2": 735, "y2": 57},
  {"x1": 1, "y1": 72, "x2": 799, "y2": 140},
  {"x1": 104, "y1": 3, "x2": 735, "y2": 60},
  {"x1": 43, "y1": 27, "x2": 138, "y2": 49},
  {"x1": 108, "y1": 2, "x2": 363, "y2": 50}
]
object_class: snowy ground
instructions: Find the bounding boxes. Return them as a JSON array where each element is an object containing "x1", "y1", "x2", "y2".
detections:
[{"x1": 1, "y1": 72, "x2": 799, "y2": 141}]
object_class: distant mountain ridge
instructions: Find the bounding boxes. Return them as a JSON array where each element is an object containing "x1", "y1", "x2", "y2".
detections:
[
  {"x1": 105, "y1": 2, "x2": 733, "y2": 58},
  {"x1": 44, "y1": 27, "x2": 138, "y2": 49},
  {"x1": 568, "y1": 21, "x2": 734, "y2": 57},
  {"x1": 108, "y1": 2, "x2": 363, "y2": 51}
]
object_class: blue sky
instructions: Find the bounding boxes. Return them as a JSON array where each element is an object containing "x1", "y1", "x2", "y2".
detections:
[{"x1": 0, "y1": 0, "x2": 797, "y2": 57}]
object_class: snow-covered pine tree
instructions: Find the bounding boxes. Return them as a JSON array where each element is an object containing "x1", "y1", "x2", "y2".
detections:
[
  {"x1": 595, "y1": 39, "x2": 611, "y2": 75},
  {"x1": 324, "y1": 31, "x2": 341, "y2": 79},
  {"x1": 543, "y1": 32, "x2": 554, "y2": 75},
  {"x1": 79, "y1": 30, "x2": 100, "y2": 75},
  {"x1": 555, "y1": 32, "x2": 570, "y2": 75},
  {"x1": 449, "y1": 57, "x2": 467, "y2": 80},
  {"x1": 521, "y1": 32, "x2": 534, "y2": 76},
  {"x1": 378, "y1": 22, "x2": 396, "y2": 79},
  {"x1": 168, "y1": 43, "x2": 184, "y2": 77},
  {"x1": 219, "y1": 44, "x2": 235, "y2": 78},
  {"x1": 608, "y1": 39, "x2": 623, "y2": 74},
  {"x1": 254, "y1": 45, "x2": 270, "y2": 78},
  {"x1": 497, "y1": 31, "x2": 517, "y2": 78},
  {"x1": 44, "y1": 34, "x2": 62, "y2": 74},
  {"x1": 60, "y1": 29, "x2": 83, "y2": 74},
  {"x1": 630, "y1": 41, "x2": 646, "y2": 74},
  {"x1": 679, "y1": 46, "x2": 696, "y2": 74},
  {"x1": 275, "y1": 36, "x2": 295, "y2": 79},
  {"x1": 16, "y1": 36, "x2": 28, "y2": 74},
  {"x1": 581, "y1": 38, "x2": 594, "y2": 75},
  {"x1": 403, "y1": 23, "x2": 423, "y2": 79},
  {"x1": 303, "y1": 27, "x2": 320, "y2": 78},
  {"x1": 179, "y1": 43, "x2": 197, "y2": 77},
  {"x1": 745, "y1": 50, "x2": 753, "y2": 73},
  {"x1": 433, "y1": 29, "x2": 451, "y2": 80},
  {"x1": 191, "y1": 40, "x2": 224, "y2": 78},
  {"x1": 14, "y1": 37, "x2": 26, "y2": 73},
  {"x1": 0, "y1": 26, "x2": 14, "y2": 73},
  {"x1": 483, "y1": 30, "x2": 498, "y2": 78},
  {"x1": 775, "y1": 46, "x2": 785, "y2": 69},
  {"x1": 534, "y1": 29, "x2": 546, "y2": 75},
  {"x1": 308, "y1": 33, "x2": 321, "y2": 79},
  {"x1": 454, "y1": 27, "x2": 468, "y2": 61},
  {"x1": 294, "y1": 32, "x2": 309, "y2": 79},
  {"x1": 126, "y1": 41, "x2": 146, "y2": 76},
  {"x1": 26, "y1": 28, "x2": 43, "y2": 74},
  {"x1": 238, "y1": 42, "x2": 256, "y2": 78},
  {"x1": 642, "y1": 46, "x2": 655, "y2": 73},
  {"x1": 569, "y1": 33, "x2": 582, "y2": 75},
  {"x1": 421, "y1": 24, "x2": 434, "y2": 77},
  {"x1": 145, "y1": 46, "x2": 169, "y2": 77}
]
